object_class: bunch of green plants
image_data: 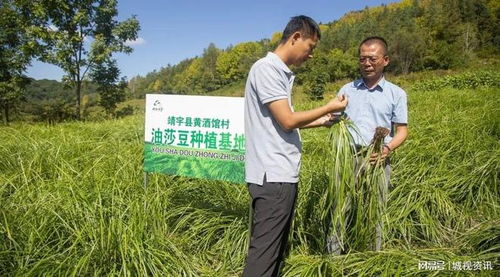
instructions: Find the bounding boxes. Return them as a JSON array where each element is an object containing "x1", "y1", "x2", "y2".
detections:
[
  {"x1": 321, "y1": 116, "x2": 356, "y2": 253},
  {"x1": 322, "y1": 119, "x2": 391, "y2": 253},
  {"x1": 348, "y1": 127, "x2": 389, "y2": 251}
]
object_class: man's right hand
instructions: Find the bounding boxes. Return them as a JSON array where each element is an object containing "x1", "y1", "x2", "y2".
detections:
[{"x1": 326, "y1": 95, "x2": 348, "y2": 112}]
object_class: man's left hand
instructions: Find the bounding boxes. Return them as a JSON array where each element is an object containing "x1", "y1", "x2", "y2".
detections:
[{"x1": 369, "y1": 145, "x2": 390, "y2": 164}]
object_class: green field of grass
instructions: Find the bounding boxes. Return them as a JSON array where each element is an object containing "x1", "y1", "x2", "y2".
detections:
[{"x1": 1, "y1": 76, "x2": 499, "y2": 275}]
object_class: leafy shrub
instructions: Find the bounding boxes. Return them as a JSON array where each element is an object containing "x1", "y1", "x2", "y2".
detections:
[
  {"x1": 115, "y1": 104, "x2": 134, "y2": 118},
  {"x1": 412, "y1": 70, "x2": 500, "y2": 91},
  {"x1": 303, "y1": 70, "x2": 329, "y2": 100}
]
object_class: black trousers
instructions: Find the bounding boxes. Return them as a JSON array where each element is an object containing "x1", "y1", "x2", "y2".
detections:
[{"x1": 242, "y1": 181, "x2": 298, "y2": 277}]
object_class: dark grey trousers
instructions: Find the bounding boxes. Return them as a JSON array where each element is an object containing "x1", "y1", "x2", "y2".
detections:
[{"x1": 242, "y1": 181, "x2": 298, "y2": 277}]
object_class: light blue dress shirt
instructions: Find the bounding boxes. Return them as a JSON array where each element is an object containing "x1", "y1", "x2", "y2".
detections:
[{"x1": 338, "y1": 77, "x2": 408, "y2": 146}]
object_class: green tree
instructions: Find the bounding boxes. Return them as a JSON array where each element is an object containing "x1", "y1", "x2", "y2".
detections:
[
  {"x1": 176, "y1": 58, "x2": 203, "y2": 94},
  {"x1": 90, "y1": 59, "x2": 126, "y2": 117},
  {"x1": 459, "y1": 22, "x2": 479, "y2": 58},
  {"x1": 216, "y1": 42, "x2": 264, "y2": 85},
  {"x1": 302, "y1": 53, "x2": 329, "y2": 100},
  {"x1": 390, "y1": 27, "x2": 426, "y2": 74},
  {"x1": 32, "y1": 0, "x2": 140, "y2": 119},
  {"x1": 0, "y1": 0, "x2": 37, "y2": 124},
  {"x1": 269, "y1": 32, "x2": 282, "y2": 50},
  {"x1": 0, "y1": 79, "x2": 29, "y2": 124},
  {"x1": 200, "y1": 43, "x2": 220, "y2": 91},
  {"x1": 303, "y1": 69, "x2": 329, "y2": 101},
  {"x1": 325, "y1": 49, "x2": 358, "y2": 81}
]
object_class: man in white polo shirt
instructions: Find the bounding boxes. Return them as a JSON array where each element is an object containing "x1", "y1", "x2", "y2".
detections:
[{"x1": 243, "y1": 15, "x2": 348, "y2": 277}]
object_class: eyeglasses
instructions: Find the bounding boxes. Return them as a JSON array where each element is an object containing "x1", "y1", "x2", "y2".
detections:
[{"x1": 359, "y1": 56, "x2": 385, "y2": 64}]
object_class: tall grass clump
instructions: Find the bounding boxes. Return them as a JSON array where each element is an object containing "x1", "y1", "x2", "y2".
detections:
[
  {"x1": 322, "y1": 119, "x2": 391, "y2": 253},
  {"x1": 321, "y1": 117, "x2": 356, "y2": 253},
  {"x1": 348, "y1": 127, "x2": 390, "y2": 251}
]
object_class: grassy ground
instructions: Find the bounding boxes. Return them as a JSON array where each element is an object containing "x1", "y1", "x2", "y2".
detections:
[{"x1": 1, "y1": 75, "x2": 499, "y2": 275}]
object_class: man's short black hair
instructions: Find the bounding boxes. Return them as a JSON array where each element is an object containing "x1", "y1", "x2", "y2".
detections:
[
  {"x1": 280, "y1": 15, "x2": 321, "y2": 44},
  {"x1": 359, "y1": 36, "x2": 388, "y2": 56}
]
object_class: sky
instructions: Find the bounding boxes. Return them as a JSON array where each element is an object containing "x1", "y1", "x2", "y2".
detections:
[{"x1": 26, "y1": 0, "x2": 401, "y2": 81}]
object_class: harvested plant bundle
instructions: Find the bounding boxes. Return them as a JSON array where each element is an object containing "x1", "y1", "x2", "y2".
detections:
[
  {"x1": 325, "y1": 121, "x2": 390, "y2": 253},
  {"x1": 323, "y1": 116, "x2": 356, "y2": 253},
  {"x1": 349, "y1": 127, "x2": 390, "y2": 251}
]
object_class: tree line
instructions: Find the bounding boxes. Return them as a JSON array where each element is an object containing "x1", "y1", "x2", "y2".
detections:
[
  {"x1": 129, "y1": 0, "x2": 499, "y2": 100},
  {"x1": 1, "y1": 0, "x2": 498, "y2": 123}
]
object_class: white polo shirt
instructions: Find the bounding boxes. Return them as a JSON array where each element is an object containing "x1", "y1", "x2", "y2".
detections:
[{"x1": 244, "y1": 52, "x2": 301, "y2": 185}]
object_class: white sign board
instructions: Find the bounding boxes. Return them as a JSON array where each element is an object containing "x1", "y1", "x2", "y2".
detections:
[{"x1": 144, "y1": 94, "x2": 245, "y2": 183}]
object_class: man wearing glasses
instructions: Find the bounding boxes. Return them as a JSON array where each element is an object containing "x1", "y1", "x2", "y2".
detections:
[{"x1": 328, "y1": 36, "x2": 408, "y2": 254}]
